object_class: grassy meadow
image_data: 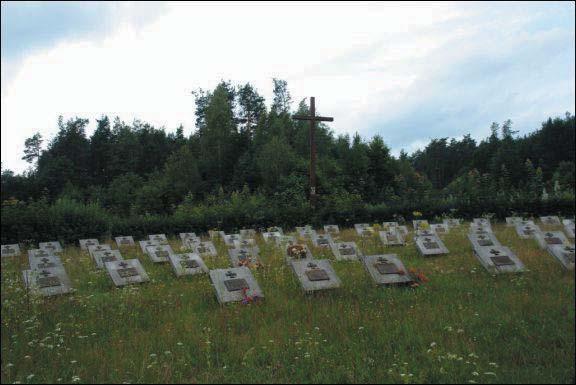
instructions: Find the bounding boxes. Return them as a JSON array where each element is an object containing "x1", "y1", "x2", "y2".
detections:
[{"x1": 1, "y1": 223, "x2": 574, "y2": 384}]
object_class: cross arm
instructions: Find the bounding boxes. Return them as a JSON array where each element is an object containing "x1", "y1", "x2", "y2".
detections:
[{"x1": 292, "y1": 115, "x2": 334, "y2": 122}]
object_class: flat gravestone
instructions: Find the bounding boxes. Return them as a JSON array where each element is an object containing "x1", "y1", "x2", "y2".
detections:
[
  {"x1": 412, "y1": 220, "x2": 430, "y2": 231},
  {"x1": 276, "y1": 235, "x2": 296, "y2": 247},
  {"x1": 443, "y1": 218, "x2": 461, "y2": 228},
  {"x1": 296, "y1": 225, "x2": 313, "y2": 234},
  {"x1": 312, "y1": 233, "x2": 333, "y2": 248},
  {"x1": 565, "y1": 223, "x2": 575, "y2": 239},
  {"x1": 297, "y1": 227, "x2": 317, "y2": 239},
  {"x1": 179, "y1": 232, "x2": 198, "y2": 242},
  {"x1": 148, "y1": 234, "x2": 168, "y2": 244},
  {"x1": 88, "y1": 244, "x2": 112, "y2": 261},
  {"x1": 28, "y1": 249, "x2": 52, "y2": 266},
  {"x1": 23, "y1": 267, "x2": 72, "y2": 297},
  {"x1": 208, "y1": 230, "x2": 224, "y2": 239},
  {"x1": 323, "y1": 225, "x2": 340, "y2": 235},
  {"x1": 515, "y1": 223, "x2": 541, "y2": 239},
  {"x1": 105, "y1": 259, "x2": 149, "y2": 287},
  {"x1": 331, "y1": 241, "x2": 362, "y2": 261},
  {"x1": 139, "y1": 239, "x2": 161, "y2": 253},
  {"x1": 361, "y1": 254, "x2": 414, "y2": 286},
  {"x1": 473, "y1": 218, "x2": 491, "y2": 227},
  {"x1": 223, "y1": 234, "x2": 241, "y2": 247},
  {"x1": 79, "y1": 239, "x2": 99, "y2": 250},
  {"x1": 468, "y1": 233, "x2": 502, "y2": 252},
  {"x1": 115, "y1": 236, "x2": 135, "y2": 247},
  {"x1": 354, "y1": 223, "x2": 374, "y2": 236},
  {"x1": 233, "y1": 238, "x2": 259, "y2": 252},
  {"x1": 547, "y1": 244, "x2": 575, "y2": 270},
  {"x1": 430, "y1": 223, "x2": 449, "y2": 235},
  {"x1": 146, "y1": 244, "x2": 174, "y2": 263},
  {"x1": 93, "y1": 249, "x2": 124, "y2": 269},
  {"x1": 562, "y1": 219, "x2": 575, "y2": 226},
  {"x1": 382, "y1": 221, "x2": 399, "y2": 230},
  {"x1": 183, "y1": 237, "x2": 201, "y2": 250},
  {"x1": 210, "y1": 267, "x2": 264, "y2": 304},
  {"x1": 416, "y1": 229, "x2": 437, "y2": 237},
  {"x1": 474, "y1": 247, "x2": 525, "y2": 274},
  {"x1": 290, "y1": 259, "x2": 341, "y2": 292},
  {"x1": 239, "y1": 229, "x2": 256, "y2": 239},
  {"x1": 534, "y1": 231, "x2": 570, "y2": 249},
  {"x1": 30, "y1": 255, "x2": 63, "y2": 271},
  {"x1": 506, "y1": 217, "x2": 525, "y2": 227},
  {"x1": 267, "y1": 226, "x2": 284, "y2": 235},
  {"x1": 284, "y1": 243, "x2": 314, "y2": 264},
  {"x1": 263, "y1": 231, "x2": 282, "y2": 243},
  {"x1": 168, "y1": 253, "x2": 208, "y2": 277},
  {"x1": 39, "y1": 241, "x2": 63, "y2": 253},
  {"x1": 415, "y1": 235, "x2": 449, "y2": 256},
  {"x1": 397, "y1": 225, "x2": 409, "y2": 237},
  {"x1": 540, "y1": 216, "x2": 561, "y2": 226},
  {"x1": 194, "y1": 241, "x2": 217, "y2": 257},
  {"x1": 379, "y1": 228, "x2": 405, "y2": 246},
  {"x1": 1, "y1": 244, "x2": 21, "y2": 258},
  {"x1": 469, "y1": 224, "x2": 494, "y2": 235},
  {"x1": 229, "y1": 247, "x2": 261, "y2": 268}
]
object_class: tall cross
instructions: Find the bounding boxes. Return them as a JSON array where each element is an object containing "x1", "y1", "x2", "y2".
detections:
[{"x1": 292, "y1": 97, "x2": 333, "y2": 209}]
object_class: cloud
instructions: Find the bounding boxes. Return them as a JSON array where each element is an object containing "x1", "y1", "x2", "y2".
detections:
[{"x1": 1, "y1": 2, "x2": 574, "y2": 173}]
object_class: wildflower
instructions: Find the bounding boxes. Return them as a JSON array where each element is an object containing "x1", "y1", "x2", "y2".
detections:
[
  {"x1": 430, "y1": 342, "x2": 437, "y2": 348},
  {"x1": 72, "y1": 376, "x2": 81, "y2": 382},
  {"x1": 472, "y1": 371, "x2": 479, "y2": 376},
  {"x1": 176, "y1": 342, "x2": 183, "y2": 346},
  {"x1": 26, "y1": 374, "x2": 35, "y2": 381},
  {"x1": 70, "y1": 360, "x2": 77, "y2": 364}
]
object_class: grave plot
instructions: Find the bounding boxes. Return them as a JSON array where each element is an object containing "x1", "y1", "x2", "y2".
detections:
[
  {"x1": 233, "y1": 238, "x2": 260, "y2": 252},
  {"x1": 194, "y1": 241, "x2": 217, "y2": 257},
  {"x1": 412, "y1": 220, "x2": 430, "y2": 231},
  {"x1": 139, "y1": 239, "x2": 161, "y2": 253},
  {"x1": 331, "y1": 241, "x2": 362, "y2": 261},
  {"x1": 562, "y1": 218, "x2": 575, "y2": 226},
  {"x1": 379, "y1": 228, "x2": 405, "y2": 246},
  {"x1": 469, "y1": 224, "x2": 494, "y2": 235},
  {"x1": 443, "y1": 218, "x2": 461, "y2": 227},
  {"x1": 534, "y1": 231, "x2": 570, "y2": 249},
  {"x1": 105, "y1": 259, "x2": 149, "y2": 287},
  {"x1": 79, "y1": 239, "x2": 99, "y2": 250},
  {"x1": 1, "y1": 244, "x2": 21, "y2": 258},
  {"x1": 506, "y1": 217, "x2": 525, "y2": 226},
  {"x1": 290, "y1": 259, "x2": 341, "y2": 292},
  {"x1": 183, "y1": 237, "x2": 201, "y2": 250},
  {"x1": 23, "y1": 267, "x2": 72, "y2": 297},
  {"x1": 323, "y1": 225, "x2": 340, "y2": 235},
  {"x1": 312, "y1": 233, "x2": 334, "y2": 248},
  {"x1": 275, "y1": 235, "x2": 296, "y2": 247},
  {"x1": 115, "y1": 236, "x2": 135, "y2": 247},
  {"x1": 361, "y1": 254, "x2": 414, "y2": 286},
  {"x1": 239, "y1": 229, "x2": 257, "y2": 239},
  {"x1": 148, "y1": 234, "x2": 168, "y2": 244},
  {"x1": 515, "y1": 223, "x2": 542, "y2": 239},
  {"x1": 223, "y1": 234, "x2": 241, "y2": 247},
  {"x1": 88, "y1": 244, "x2": 112, "y2": 261},
  {"x1": 430, "y1": 223, "x2": 449, "y2": 235},
  {"x1": 382, "y1": 221, "x2": 399, "y2": 230},
  {"x1": 540, "y1": 216, "x2": 561, "y2": 226},
  {"x1": 39, "y1": 241, "x2": 63, "y2": 253},
  {"x1": 229, "y1": 247, "x2": 261, "y2": 268},
  {"x1": 472, "y1": 218, "x2": 491, "y2": 227},
  {"x1": 209, "y1": 267, "x2": 264, "y2": 304},
  {"x1": 28, "y1": 249, "x2": 52, "y2": 264},
  {"x1": 267, "y1": 226, "x2": 283, "y2": 235},
  {"x1": 284, "y1": 243, "x2": 314, "y2": 264},
  {"x1": 145, "y1": 244, "x2": 174, "y2": 263},
  {"x1": 296, "y1": 225, "x2": 313, "y2": 234},
  {"x1": 263, "y1": 231, "x2": 282, "y2": 243},
  {"x1": 354, "y1": 223, "x2": 374, "y2": 237},
  {"x1": 297, "y1": 227, "x2": 317, "y2": 239},
  {"x1": 474, "y1": 246, "x2": 525, "y2": 274},
  {"x1": 168, "y1": 253, "x2": 208, "y2": 277},
  {"x1": 208, "y1": 230, "x2": 225, "y2": 240},
  {"x1": 397, "y1": 225, "x2": 409, "y2": 237},
  {"x1": 547, "y1": 244, "x2": 575, "y2": 270},
  {"x1": 29, "y1": 255, "x2": 63, "y2": 271},
  {"x1": 415, "y1": 229, "x2": 437, "y2": 237},
  {"x1": 93, "y1": 249, "x2": 124, "y2": 269},
  {"x1": 415, "y1": 235, "x2": 449, "y2": 256},
  {"x1": 179, "y1": 232, "x2": 198, "y2": 242},
  {"x1": 565, "y1": 223, "x2": 575, "y2": 239},
  {"x1": 468, "y1": 233, "x2": 502, "y2": 252}
]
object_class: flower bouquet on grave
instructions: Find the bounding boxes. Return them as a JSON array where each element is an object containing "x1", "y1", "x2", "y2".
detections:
[
  {"x1": 287, "y1": 245, "x2": 307, "y2": 259},
  {"x1": 241, "y1": 287, "x2": 261, "y2": 305},
  {"x1": 407, "y1": 268, "x2": 429, "y2": 288}
]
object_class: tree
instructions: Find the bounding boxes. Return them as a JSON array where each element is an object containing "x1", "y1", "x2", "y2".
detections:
[
  {"x1": 22, "y1": 133, "x2": 43, "y2": 166},
  {"x1": 271, "y1": 78, "x2": 291, "y2": 115}
]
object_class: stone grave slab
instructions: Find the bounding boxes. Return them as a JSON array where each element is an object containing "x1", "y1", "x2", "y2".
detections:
[
  {"x1": 93, "y1": 249, "x2": 124, "y2": 269},
  {"x1": 547, "y1": 244, "x2": 575, "y2": 270},
  {"x1": 209, "y1": 267, "x2": 264, "y2": 304},
  {"x1": 284, "y1": 243, "x2": 314, "y2": 264},
  {"x1": 515, "y1": 223, "x2": 541, "y2": 239},
  {"x1": 331, "y1": 241, "x2": 361, "y2": 261},
  {"x1": 382, "y1": 221, "x2": 399, "y2": 230},
  {"x1": 540, "y1": 216, "x2": 561, "y2": 226},
  {"x1": 312, "y1": 233, "x2": 334, "y2": 248},
  {"x1": 39, "y1": 241, "x2": 63, "y2": 253},
  {"x1": 233, "y1": 238, "x2": 259, "y2": 252},
  {"x1": 297, "y1": 227, "x2": 317, "y2": 239},
  {"x1": 229, "y1": 247, "x2": 261, "y2": 268},
  {"x1": 1, "y1": 244, "x2": 21, "y2": 257},
  {"x1": 443, "y1": 218, "x2": 461, "y2": 227},
  {"x1": 379, "y1": 228, "x2": 405, "y2": 246},
  {"x1": 290, "y1": 259, "x2": 341, "y2": 292},
  {"x1": 412, "y1": 220, "x2": 430, "y2": 231},
  {"x1": 183, "y1": 237, "x2": 201, "y2": 250},
  {"x1": 79, "y1": 239, "x2": 99, "y2": 250},
  {"x1": 397, "y1": 225, "x2": 409, "y2": 237},
  {"x1": 562, "y1": 219, "x2": 575, "y2": 226},
  {"x1": 223, "y1": 234, "x2": 241, "y2": 247},
  {"x1": 239, "y1": 229, "x2": 256, "y2": 239},
  {"x1": 474, "y1": 246, "x2": 525, "y2": 274},
  {"x1": 534, "y1": 231, "x2": 570, "y2": 249},
  {"x1": 296, "y1": 225, "x2": 313, "y2": 234},
  {"x1": 415, "y1": 229, "x2": 437, "y2": 237},
  {"x1": 139, "y1": 239, "x2": 161, "y2": 253},
  {"x1": 88, "y1": 244, "x2": 112, "y2": 261},
  {"x1": 29, "y1": 255, "x2": 63, "y2": 271},
  {"x1": 506, "y1": 217, "x2": 525, "y2": 227},
  {"x1": 23, "y1": 267, "x2": 72, "y2": 296},
  {"x1": 469, "y1": 224, "x2": 494, "y2": 235},
  {"x1": 115, "y1": 236, "x2": 135, "y2": 247},
  {"x1": 323, "y1": 225, "x2": 340, "y2": 235},
  {"x1": 472, "y1": 218, "x2": 491, "y2": 227},
  {"x1": 148, "y1": 234, "x2": 168, "y2": 244},
  {"x1": 565, "y1": 223, "x2": 575, "y2": 239},
  {"x1": 430, "y1": 223, "x2": 449, "y2": 235},
  {"x1": 263, "y1": 231, "x2": 282, "y2": 243},
  {"x1": 415, "y1": 235, "x2": 449, "y2": 256},
  {"x1": 28, "y1": 249, "x2": 52, "y2": 265},
  {"x1": 208, "y1": 230, "x2": 224, "y2": 239},
  {"x1": 194, "y1": 241, "x2": 217, "y2": 257},
  {"x1": 361, "y1": 254, "x2": 414, "y2": 286},
  {"x1": 468, "y1": 233, "x2": 502, "y2": 252},
  {"x1": 168, "y1": 253, "x2": 208, "y2": 277},
  {"x1": 267, "y1": 226, "x2": 283, "y2": 235},
  {"x1": 354, "y1": 223, "x2": 374, "y2": 236},
  {"x1": 145, "y1": 244, "x2": 174, "y2": 263},
  {"x1": 179, "y1": 232, "x2": 198, "y2": 242},
  {"x1": 105, "y1": 259, "x2": 149, "y2": 287},
  {"x1": 276, "y1": 235, "x2": 296, "y2": 247}
]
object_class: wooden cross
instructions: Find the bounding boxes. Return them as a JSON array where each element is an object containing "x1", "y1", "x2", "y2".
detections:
[{"x1": 292, "y1": 97, "x2": 333, "y2": 209}]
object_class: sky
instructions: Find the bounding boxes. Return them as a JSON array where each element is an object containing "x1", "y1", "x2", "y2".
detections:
[{"x1": 1, "y1": 1, "x2": 575, "y2": 173}]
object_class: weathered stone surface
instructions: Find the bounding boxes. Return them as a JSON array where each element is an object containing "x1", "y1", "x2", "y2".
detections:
[
  {"x1": 361, "y1": 254, "x2": 414, "y2": 286},
  {"x1": 267, "y1": 226, "x2": 283, "y2": 235},
  {"x1": 296, "y1": 226, "x2": 317, "y2": 239},
  {"x1": 382, "y1": 222, "x2": 399, "y2": 230},
  {"x1": 239, "y1": 229, "x2": 256, "y2": 239},
  {"x1": 179, "y1": 233, "x2": 198, "y2": 242},
  {"x1": 515, "y1": 223, "x2": 542, "y2": 239},
  {"x1": 397, "y1": 225, "x2": 409, "y2": 237},
  {"x1": 29, "y1": 255, "x2": 63, "y2": 271},
  {"x1": 39, "y1": 241, "x2": 63, "y2": 253},
  {"x1": 148, "y1": 234, "x2": 168, "y2": 244},
  {"x1": 415, "y1": 234, "x2": 449, "y2": 256},
  {"x1": 415, "y1": 229, "x2": 437, "y2": 237},
  {"x1": 472, "y1": 218, "x2": 491, "y2": 227},
  {"x1": 506, "y1": 217, "x2": 526, "y2": 227},
  {"x1": 275, "y1": 235, "x2": 296, "y2": 247},
  {"x1": 1, "y1": 244, "x2": 20, "y2": 257},
  {"x1": 209, "y1": 267, "x2": 264, "y2": 304},
  {"x1": 430, "y1": 223, "x2": 449, "y2": 235},
  {"x1": 379, "y1": 228, "x2": 405, "y2": 246},
  {"x1": 311, "y1": 233, "x2": 334, "y2": 248},
  {"x1": 540, "y1": 216, "x2": 561, "y2": 226},
  {"x1": 565, "y1": 223, "x2": 575, "y2": 239},
  {"x1": 412, "y1": 220, "x2": 430, "y2": 231},
  {"x1": 534, "y1": 231, "x2": 570, "y2": 249},
  {"x1": 473, "y1": 246, "x2": 525, "y2": 274},
  {"x1": 145, "y1": 244, "x2": 174, "y2": 263},
  {"x1": 331, "y1": 241, "x2": 361, "y2": 261},
  {"x1": 354, "y1": 223, "x2": 375, "y2": 237},
  {"x1": 547, "y1": 244, "x2": 575, "y2": 270},
  {"x1": 194, "y1": 241, "x2": 217, "y2": 257},
  {"x1": 79, "y1": 239, "x2": 99, "y2": 250},
  {"x1": 168, "y1": 253, "x2": 208, "y2": 277},
  {"x1": 88, "y1": 244, "x2": 112, "y2": 260},
  {"x1": 323, "y1": 225, "x2": 340, "y2": 235},
  {"x1": 28, "y1": 249, "x2": 52, "y2": 264},
  {"x1": 115, "y1": 236, "x2": 135, "y2": 247},
  {"x1": 23, "y1": 266, "x2": 72, "y2": 296},
  {"x1": 223, "y1": 234, "x2": 241, "y2": 247},
  {"x1": 290, "y1": 259, "x2": 341, "y2": 292},
  {"x1": 468, "y1": 233, "x2": 502, "y2": 252},
  {"x1": 233, "y1": 238, "x2": 259, "y2": 252},
  {"x1": 229, "y1": 247, "x2": 261, "y2": 268},
  {"x1": 469, "y1": 224, "x2": 494, "y2": 235},
  {"x1": 263, "y1": 231, "x2": 282, "y2": 243},
  {"x1": 93, "y1": 249, "x2": 124, "y2": 269},
  {"x1": 443, "y1": 218, "x2": 461, "y2": 227},
  {"x1": 105, "y1": 259, "x2": 149, "y2": 287},
  {"x1": 139, "y1": 239, "x2": 161, "y2": 253}
]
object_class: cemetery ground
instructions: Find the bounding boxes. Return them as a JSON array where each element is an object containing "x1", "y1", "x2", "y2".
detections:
[{"x1": 1, "y1": 224, "x2": 574, "y2": 384}]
